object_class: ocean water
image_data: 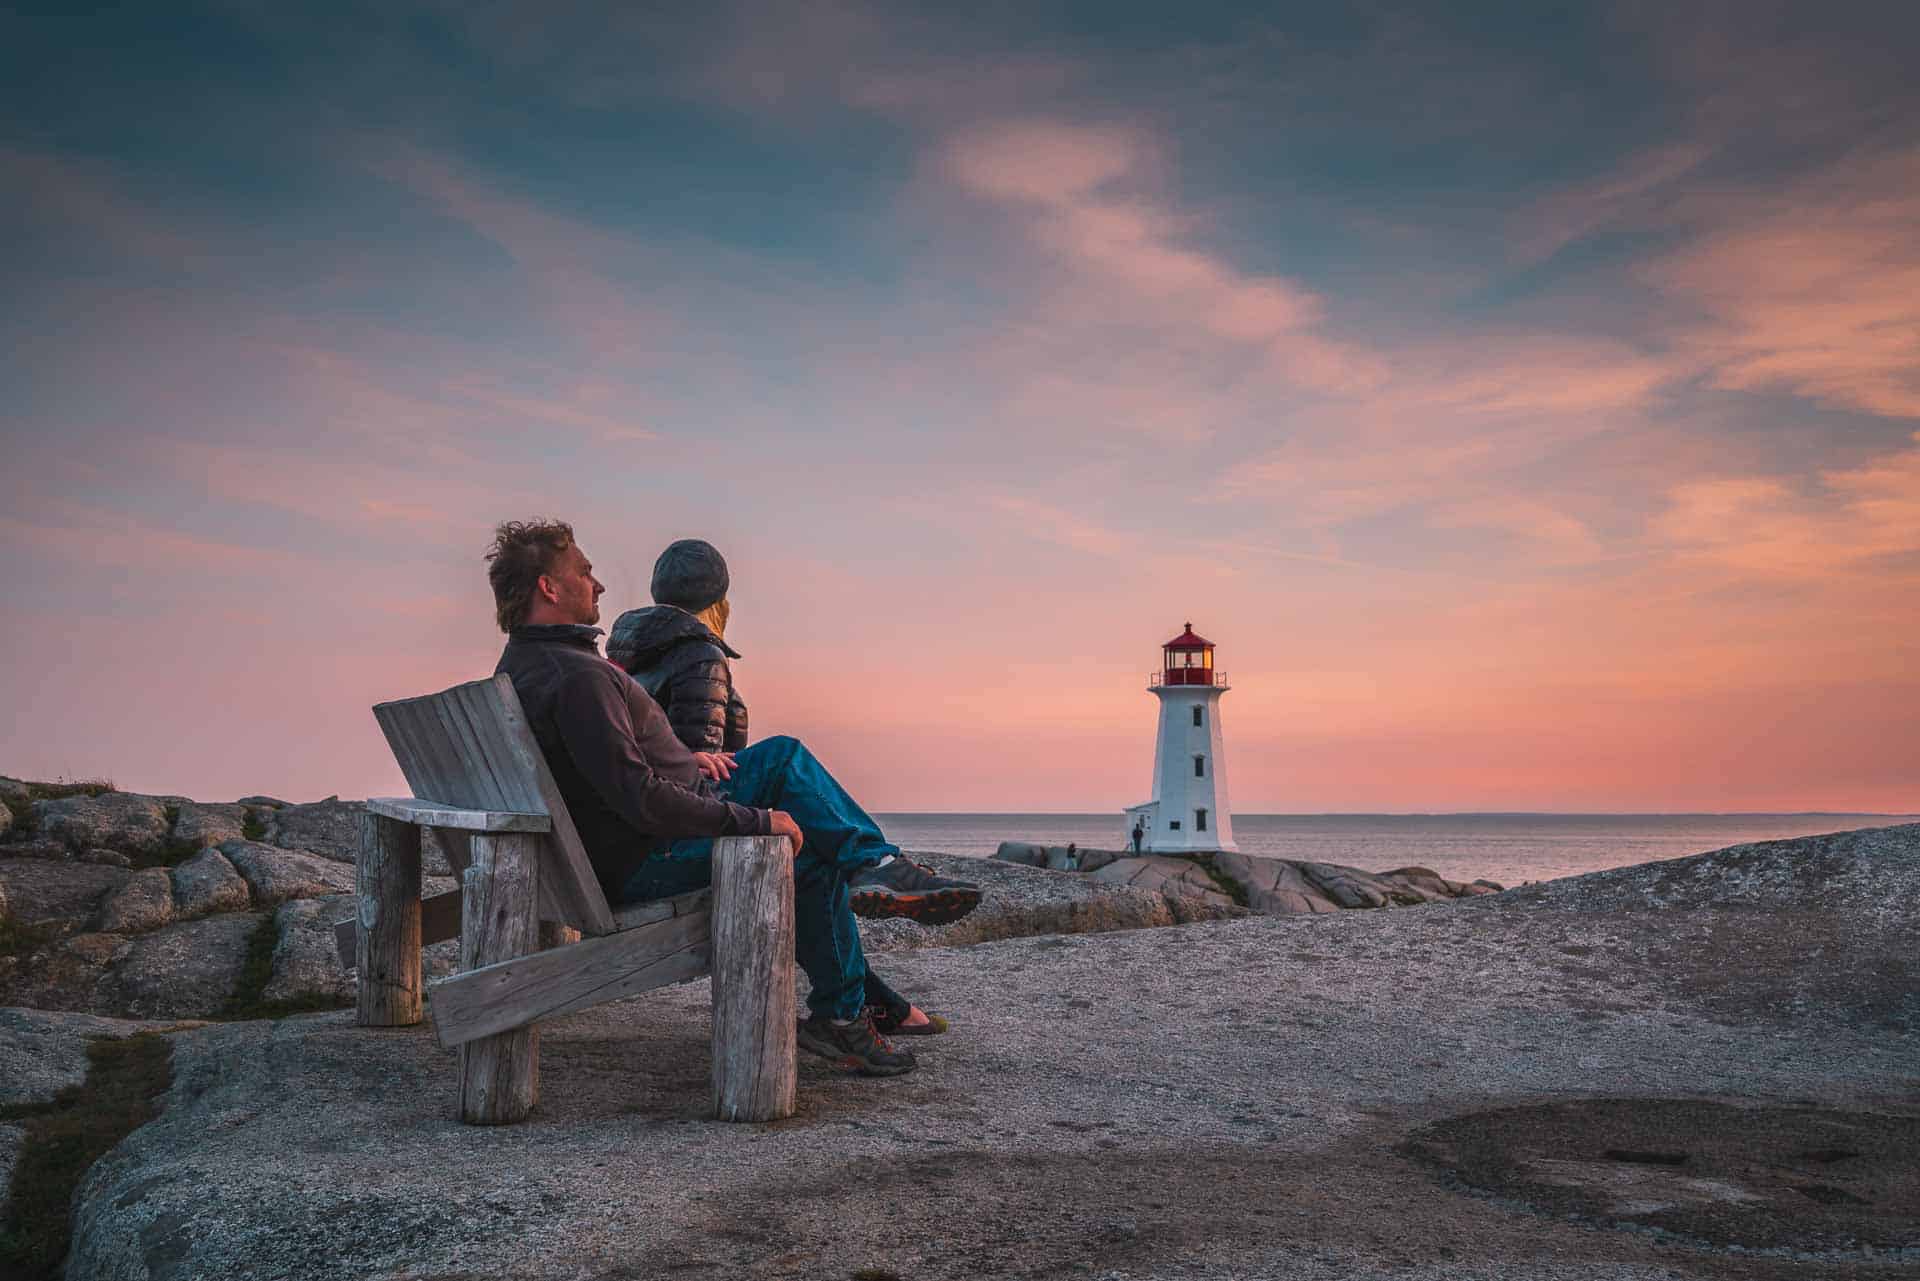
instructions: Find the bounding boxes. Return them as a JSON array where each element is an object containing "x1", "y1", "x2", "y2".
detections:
[{"x1": 874, "y1": 812, "x2": 1920, "y2": 888}]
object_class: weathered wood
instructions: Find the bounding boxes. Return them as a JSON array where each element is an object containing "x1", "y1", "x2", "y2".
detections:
[
  {"x1": 335, "y1": 886, "x2": 463, "y2": 971},
  {"x1": 433, "y1": 827, "x2": 474, "y2": 877},
  {"x1": 371, "y1": 677, "x2": 617, "y2": 937},
  {"x1": 366, "y1": 796, "x2": 550, "y2": 832},
  {"x1": 457, "y1": 832, "x2": 543, "y2": 1124},
  {"x1": 612, "y1": 887, "x2": 712, "y2": 930},
  {"x1": 710, "y1": 835, "x2": 796, "y2": 1122},
  {"x1": 429, "y1": 909, "x2": 712, "y2": 1049},
  {"x1": 356, "y1": 811, "x2": 423, "y2": 1027}
]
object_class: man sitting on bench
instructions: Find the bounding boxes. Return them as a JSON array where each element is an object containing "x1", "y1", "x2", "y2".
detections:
[{"x1": 485, "y1": 519, "x2": 980, "y2": 1076}]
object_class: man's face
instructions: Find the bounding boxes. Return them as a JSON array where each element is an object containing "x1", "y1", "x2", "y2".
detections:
[{"x1": 543, "y1": 544, "x2": 605, "y2": 626}]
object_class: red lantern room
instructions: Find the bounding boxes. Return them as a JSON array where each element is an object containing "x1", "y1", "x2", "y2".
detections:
[{"x1": 1161, "y1": 622, "x2": 1215, "y2": 686}]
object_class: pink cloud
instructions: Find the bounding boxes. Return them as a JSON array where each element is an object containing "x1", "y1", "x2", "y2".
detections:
[{"x1": 1646, "y1": 147, "x2": 1920, "y2": 419}]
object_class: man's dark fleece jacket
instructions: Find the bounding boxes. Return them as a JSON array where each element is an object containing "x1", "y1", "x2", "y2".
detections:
[{"x1": 496, "y1": 624, "x2": 770, "y2": 901}]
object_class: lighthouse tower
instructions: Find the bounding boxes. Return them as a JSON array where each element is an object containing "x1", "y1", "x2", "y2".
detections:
[{"x1": 1123, "y1": 624, "x2": 1237, "y2": 853}]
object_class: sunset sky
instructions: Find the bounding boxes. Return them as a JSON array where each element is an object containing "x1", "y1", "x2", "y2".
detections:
[{"x1": 3, "y1": 2, "x2": 1917, "y2": 814}]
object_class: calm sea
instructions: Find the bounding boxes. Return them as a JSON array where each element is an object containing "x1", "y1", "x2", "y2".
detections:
[{"x1": 874, "y1": 812, "x2": 1920, "y2": 888}]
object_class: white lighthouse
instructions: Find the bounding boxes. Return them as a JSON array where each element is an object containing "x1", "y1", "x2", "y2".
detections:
[{"x1": 1123, "y1": 623, "x2": 1237, "y2": 853}]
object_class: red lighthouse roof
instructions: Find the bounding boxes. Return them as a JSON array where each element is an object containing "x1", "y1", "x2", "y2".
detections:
[{"x1": 1163, "y1": 622, "x2": 1213, "y2": 650}]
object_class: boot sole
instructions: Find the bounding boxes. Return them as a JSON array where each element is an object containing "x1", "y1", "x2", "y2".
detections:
[{"x1": 849, "y1": 886, "x2": 982, "y2": 926}]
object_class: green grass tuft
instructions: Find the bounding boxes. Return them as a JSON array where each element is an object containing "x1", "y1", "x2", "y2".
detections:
[
  {"x1": 240, "y1": 810, "x2": 269, "y2": 842},
  {"x1": 0, "y1": 1032, "x2": 173, "y2": 1281},
  {"x1": 19, "y1": 779, "x2": 116, "y2": 802}
]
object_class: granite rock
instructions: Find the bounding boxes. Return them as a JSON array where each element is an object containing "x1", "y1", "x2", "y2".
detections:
[
  {"x1": 0, "y1": 859, "x2": 131, "y2": 926},
  {"x1": 0, "y1": 1007, "x2": 184, "y2": 1107},
  {"x1": 30, "y1": 792, "x2": 170, "y2": 857},
  {"x1": 95, "y1": 867, "x2": 177, "y2": 934},
  {"x1": 79, "y1": 846, "x2": 134, "y2": 867},
  {"x1": 0, "y1": 797, "x2": 11, "y2": 838},
  {"x1": 1086, "y1": 854, "x2": 1235, "y2": 908},
  {"x1": 63, "y1": 824, "x2": 1920, "y2": 1281},
  {"x1": 219, "y1": 839, "x2": 355, "y2": 905},
  {"x1": 265, "y1": 797, "x2": 364, "y2": 864},
  {"x1": 90, "y1": 913, "x2": 264, "y2": 1019},
  {"x1": 3, "y1": 836, "x2": 74, "y2": 861},
  {"x1": 861, "y1": 852, "x2": 1244, "y2": 953},
  {"x1": 170, "y1": 847, "x2": 253, "y2": 919},
  {"x1": 2, "y1": 933, "x2": 130, "y2": 1011},
  {"x1": 170, "y1": 801, "x2": 252, "y2": 850},
  {"x1": 0, "y1": 776, "x2": 30, "y2": 810},
  {"x1": 264, "y1": 897, "x2": 355, "y2": 1006}
]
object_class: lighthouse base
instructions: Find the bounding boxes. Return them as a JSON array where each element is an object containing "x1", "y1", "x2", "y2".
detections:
[{"x1": 1123, "y1": 801, "x2": 1238, "y2": 855}]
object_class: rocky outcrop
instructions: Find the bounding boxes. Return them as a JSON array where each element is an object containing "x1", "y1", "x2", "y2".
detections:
[
  {"x1": 170, "y1": 801, "x2": 253, "y2": 850},
  {"x1": 0, "y1": 860, "x2": 131, "y2": 925},
  {"x1": 89, "y1": 914, "x2": 266, "y2": 1019},
  {"x1": 30, "y1": 793, "x2": 170, "y2": 858},
  {"x1": 94, "y1": 867, "x2": 175, "y2": 934},
  {"x1": 170, "y1": 848, "x2": 252, "y2": 919},
  {"x1": 218, "y1": 840, "x2": 356, "y2": 905},
  {"x1": 264, "y1": 798, "x2": 363, "y2": 863},
  {"x1": 861, "y1": 853, "x2": 1244, "y2": 953},
  {"x1": 995, "y1": 843, "x2": 1501, "y2": 916}
]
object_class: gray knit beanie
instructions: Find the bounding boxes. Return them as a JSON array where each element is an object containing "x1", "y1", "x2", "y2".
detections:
[{"x1": 650, "y1": 539, "x2": 730, "y2": 611}]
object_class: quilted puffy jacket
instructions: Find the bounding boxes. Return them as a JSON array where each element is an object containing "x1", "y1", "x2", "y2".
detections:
[{"x1": 606, "y1": 605, "x2": 749, "y2": 753}]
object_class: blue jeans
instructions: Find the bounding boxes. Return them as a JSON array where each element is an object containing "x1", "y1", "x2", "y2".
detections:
[{"x1": 618, "y1": 735, "x2": 904, "y2": 1021}]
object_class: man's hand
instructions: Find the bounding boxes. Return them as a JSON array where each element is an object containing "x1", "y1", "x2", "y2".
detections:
[
  {"x1": 691, "y1": 751, "x2": 737, "y2": 781},
  {"x1": 769, "y1": 810, "x2": 803, "y2": 855}
]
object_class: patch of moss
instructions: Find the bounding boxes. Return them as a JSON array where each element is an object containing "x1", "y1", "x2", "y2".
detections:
[
  {"x1": 240, "y1": 810, "x2": 269, "y2": 842},
  {"x1": 128, "y1": 805, "x2": 204, "y2": 872},
  {"x1": 0, "y1": 917, "x2": 60, "y2": 960},
  {"x1": 0, "y1": 1032, "x2": 172, "y2": 1281},
  {"x1": 215, "y1": 915, "x2": 349, "y2": 1022}
]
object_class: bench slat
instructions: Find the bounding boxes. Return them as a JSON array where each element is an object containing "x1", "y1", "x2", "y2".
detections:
[
  {"x1": 427, "y1": 908, "x2": 712, "y2": 1048},
  {"x1": 366, "y1": 797, "x2": 550, "y2": 832}
]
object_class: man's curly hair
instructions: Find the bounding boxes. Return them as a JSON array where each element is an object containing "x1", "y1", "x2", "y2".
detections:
[{"x1": 486, "y1": 519, "x2": 576, "y2": 633}]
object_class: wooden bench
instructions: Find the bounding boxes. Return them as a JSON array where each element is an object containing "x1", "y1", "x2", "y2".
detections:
[{"x1": 333, "y1": 673, "x2": 795, "y2": 1124}]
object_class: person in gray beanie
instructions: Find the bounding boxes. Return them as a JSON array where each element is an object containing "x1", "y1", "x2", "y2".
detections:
[
  {"x1": 608, "y1": 540, "x2": 746, "y2": 752},
  {"x1": 608, "y1": 538, "x2": 982, "y2": 1044}
]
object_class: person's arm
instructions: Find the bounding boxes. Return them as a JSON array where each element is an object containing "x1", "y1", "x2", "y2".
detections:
[
  {"x1": 552, "y1": 665, "x2": 769, "y2": 838},
  {"x1": 663, "y1": 646, "x2": 731, "y2": 753}
]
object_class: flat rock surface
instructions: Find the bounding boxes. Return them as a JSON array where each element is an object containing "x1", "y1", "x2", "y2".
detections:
[
  {"x1": 67, "y1": 825, "x2": 1920, "y2": 1281},
  {"x1": 168, "y1": 847, "x2": 251, "y2": 920}
]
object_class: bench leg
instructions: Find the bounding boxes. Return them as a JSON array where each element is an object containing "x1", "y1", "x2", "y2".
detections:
[
  {"x1": 457, "y1": 831, "x2": 543, "y2": 1124},
  {"x1": 711, "y1": 834, "x2": 797, "y2": 1121},
  {"x1": 357, "y1": 811, "x2": 423, "y2": 1027}
]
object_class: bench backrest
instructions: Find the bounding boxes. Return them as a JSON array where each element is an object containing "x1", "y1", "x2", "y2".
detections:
[{"x1": 372, "y1": 673, "x2": 617, "y2": 935}]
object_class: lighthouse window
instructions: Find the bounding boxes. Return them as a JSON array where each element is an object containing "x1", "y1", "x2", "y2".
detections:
[
  {"x1": 1168, "y1": 820, "x2": 1182, "y2": 830},
  {"x1": 1192, "y1": 706, "x2": 1203, "y2": 727},
  {"x1": 1196, "y1": 809, "x2": 1208, "y2": 831},
  {"x1": 1194, "y1": 755, "x2": 1205, "y2": 777}
]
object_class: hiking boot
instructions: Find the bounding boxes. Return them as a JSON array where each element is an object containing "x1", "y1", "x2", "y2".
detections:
[
  {"x1": 796, "y1": 1012, "x2": 917, "y2": 1076},
  {"x1": 869, "y1": 1003, "x2": 949, "y2": 1037},
  {"x1": 848, "y1": 857, "x2": 982, "y2": 925}
]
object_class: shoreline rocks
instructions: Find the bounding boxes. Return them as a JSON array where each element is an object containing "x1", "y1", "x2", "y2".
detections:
[{"x1": 994, "y1": 842, "x2": 1503, "y2": 916}]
